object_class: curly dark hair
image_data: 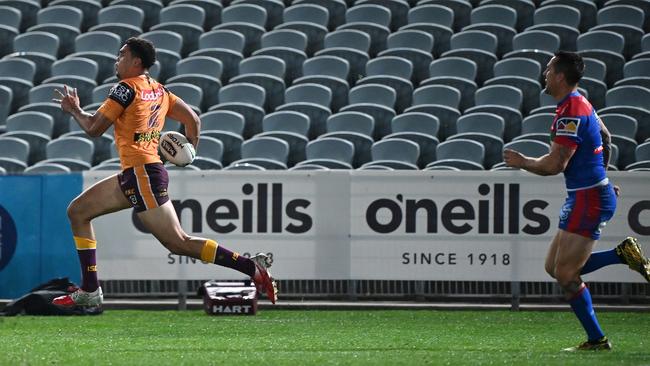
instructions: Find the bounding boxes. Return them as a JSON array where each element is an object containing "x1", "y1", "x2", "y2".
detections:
[
  {"x1": 125, "y1": 37, "x2": 156, "y2": 69},
  {"x1": 553, "y1": 51, "x2": 584, "y2": 86}
]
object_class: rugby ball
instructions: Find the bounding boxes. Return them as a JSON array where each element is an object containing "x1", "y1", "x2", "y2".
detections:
[{"x1": 159, "y1": 131, "x2": 196, "y2": 167}]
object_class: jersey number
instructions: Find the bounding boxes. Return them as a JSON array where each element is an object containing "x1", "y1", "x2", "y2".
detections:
[{"x1": 148, "y1": 104, "x2": 162, "y2": 129}]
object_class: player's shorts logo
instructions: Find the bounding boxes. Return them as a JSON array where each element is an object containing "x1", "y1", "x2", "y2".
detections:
[
  {"x1": 559, "y1": 202, "x2": 572, "y2": 221},
  {"x1": 0, "y1": 205, "x2": 18, "y2": 271}
]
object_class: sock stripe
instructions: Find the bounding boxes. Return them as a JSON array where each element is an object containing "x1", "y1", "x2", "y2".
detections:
[
  {"x1": 201, "y1": 240, "x2": 218, "y2": 263},
  {"x1": 74, "y1": 236, "x2": 97, "y2": 250}
]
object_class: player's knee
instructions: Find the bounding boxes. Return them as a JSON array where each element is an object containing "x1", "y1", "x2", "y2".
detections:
[
  {"x1": 545, "y1": 264, "x2": 556, "y2": 279},
  {"x1": 554, "y1": 268, "x2": 578, "y2": 288},
  {"x1": 66, "y1": 199, "x2": 84, "y2": 223}
]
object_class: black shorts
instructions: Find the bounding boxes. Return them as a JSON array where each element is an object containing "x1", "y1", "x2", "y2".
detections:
[{"x1": 118, "y1": 163, "x2": 170, "y2": 212}]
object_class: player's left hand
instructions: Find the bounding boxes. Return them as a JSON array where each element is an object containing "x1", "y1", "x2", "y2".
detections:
[
  {"x1": 503, "y1": 148, "x2": 526, "y2": 168},
  {"x1": 613, "y1": 185, "x2": 620, "y2": 197},
  {"x1": 53, "y1": 85, "x2": 80, "y2": 114}
]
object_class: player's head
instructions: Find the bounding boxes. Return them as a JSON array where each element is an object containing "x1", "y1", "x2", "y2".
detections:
[
  {"x1": 544, "y1": 51, "x2": 584, "y2": 97},
  {"x1": 115, "y1": 37, "x2": 156, "y2": 80}
]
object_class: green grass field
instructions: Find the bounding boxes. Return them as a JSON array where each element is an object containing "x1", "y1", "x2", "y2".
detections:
[{"x1": 1, "y1": 309, "x2": 648, "y2": 365}]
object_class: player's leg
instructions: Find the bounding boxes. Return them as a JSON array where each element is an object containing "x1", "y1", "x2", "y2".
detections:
[
  {"x1": 53, "y1": 174, "x2": 132, "y2": 307},
  {"x1": 545, "y1": 231, "x2": 562, "y2": 279},
  {"x1": 554, "y1": 230, "x2": 610, "y2": 351},
  {"x1": 136, "y1": 201, "x2": 277, "y2": 303}
]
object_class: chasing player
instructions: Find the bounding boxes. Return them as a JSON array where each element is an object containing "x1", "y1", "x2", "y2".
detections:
[
  {"x1": 503, "y1": 51, "x2": 650, "y2": 351},
  {"x1": 51, "y1": 37, "x2": 277, "y2": 307}
]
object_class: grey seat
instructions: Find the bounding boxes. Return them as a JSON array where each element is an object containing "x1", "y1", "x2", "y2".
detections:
[
  {"x1": 2, "y1": 130, "x2": 50, "y2": 164},
  {"x1": 598, "y1": 4, "x2": 644, "y2": 29},
  {"x1": 49, "y1": 0, "x2": 102, "y2": 32},
  {"x1": 30, "y1": 5, "x2": 83, "y2": 58},
  {"x1": 358, "y1": 56, "x2": 413, "y2": 113},
  {"x1": 418, "y1": 0, "x2": 471, "y2": 32},
  {"x1": 276, "y1": 83, "x2": 331, "y2": 139},
  {"x1": 600, "y1": 113, "x2": 637, "y2": 139},
  {"x1": 471, "y1": 4, "x2": 517, "y2": 29},
  {"x1": 223, "y1": 162, "x2": 266, "y2": 170},
  {"x1": 377, "y1": 30, "x2": 433, "y2": 84},
  {"x1": 276, "y1": 3, "x2": 329, "y2": 56},
  {"x1": 427, "y1": 138, "x2": 485, "y2": 170},
  {"x1": 169, "y1": 0, "x2": 223, "y2": 31},
  {"x1": 463, "y1": 12, "x2": 517, "y2": 58},
  {"x1": 340, "y1": 83, "x2": 395, "y2": 140},
  {"x1": 0, "y1": 6, "x2": 19, "y2": 58},
  {"x1": 599, "y1": 85, "x2": 650, "y2": 142},
  {"x1": 485, "y1": 57, "x2": 542, "y2": 114},
  {"x1": 213, "y1": 4, "x2": 267, "y2": 56},
  {"x1": 441, "y1": 30, "x2": 498, "y2": 86},
  {"x1": 141, "y1": 30, "x2": 183, "y2": 82},
  {"x1": 294, "y1": 55, "x2": 350, "y2": 113},
  {"x1": 294, "y1": 0, "x2": 347, "y2": 30},
  {"x1": 0, "y1": 58, "x2": 35, "y2": 113},
  {"x1": 540, "y1": 0, "x2": 597, "y2": 32},
  {"x1": 252, "y1": 30, "x2": 307, "y2": 85},
  {"x1": 605, "y1": 0, "x2": 650, "y2": 32},
  {"x1": 209, "y1": 82, "x2": 266, "y2": 138},
  {"x1": 0, "y1": 136, "x2": 29, "y2": 172},
  {"x1": 230, "y1": 55, "x2": 285, "y2": 112},
  {"x1": 420, "y1": 57, "x2": 477, "y2": 112},
  {"x1": 526, "y1": 4, "x2": 581, "y2": 51},
  {"x1": 362, "y1": 138, "x2": 419, "y2": 170},
  {"x1": 20, "y1": 83, "x2": 69, "y2": 137},
  {"x1": 230, "y1": 136, "x2": 289, "y2": 170},
  {"x1": 502, "y1": 30, "x2": 558, "y2": 71},
  {"x1": 615, "y1": 59, "x2": 650, "y2": 89},
  {"x1": 0, "y1": 85, "x2": 11, "y2": 127},
  {"x1": 43, "y1": 59, "x2": 99, "y2": 107},
  {"x1": 256, "y1": 110, "x2": 310, "y2": 166},
  {"x1": 232, "y1": 0, "x2": 284, "y2": 30},
  {"x1": 504, "y1": 139, "x2": 550, "y2": 157},
  {"x1": 635, "y1": 141, "x2": 650, "y2": 162},
  {"x1": 165, "y1": 163, "x2": 201, "y2": 171},
  {"x1": 384, "y1": 112, "x2": 439, "y2": 167},
  {"x1": 6, "y1": 111, "x2": 54, "y2": 137},
  {"x1": 457, "y1": 112, "x2": 505, "y2": 138},
  {"x1": 89, "y1": 5, "x2": 143, "y2": 43},
  {"x1": 337, "y1": 4, "x2": 390, "y2": 57},
  {"x1": 404, "y1": 85, "x2": 461, "y2": 140},
  {"x1": 69, "y1": 31, "x2": 122, "y2": 83},
  {"x1": 297, "y1": 137, "x2": 355, "y2": 169},
  {"x1": 583, "y1": 58, "x2": 607, "y2": 82},
  {"x1": 24, "y1": 163, "x2": 72, "y2": 174},
  {"x1": 356, "y1": 0, "x2": 409, "y2": 31},
  {"x1": 200, "y1": 110, "x2": 245, "y2": 165},
  {"x1": 36, "y1": 135, "x2": 94, "y2": 171},
  {"x1": 591, "y1": 21, "x2": 643, "y2": 61},
  {"x1": 399, "y1": 4, "x2": 453, "y2": 57},
  {"x1": 1, "y1": 0, "x2": 40, "y2": 32},
  {"x1": 612, "y1": 134, "x2": 637, "y2": 169},
  {"x1": 517, "y1": 113, "x2": 553, "y2": 142},
  {"x1": 151, "y1": 4, "x2": 205, "y2": 57},
  {"x1": 192, "y1": 135, "x2": 223, "y2": 170},
  {"x1": 9, "y1": 31, "x2": 59, "y2": 84},
  {"x1": 321, "y1": 111, "x2": 374, "y2": 167},
  {"x1": 167, "y1": 56, "x2": 222, "y2": 110},
  {"x1": 289, "y1": 164, "x2": 329, "y2": 171},
  {"x1": 59, "y1": 129, "x2": 114, "y2": 165},
  {"x1": 314, "y1": 29, "x2": 370, "y2": 82},
  {"x1": 166, "y1": 83, "x2": 203, "y2": 114},
  {"x1": 191, "y1": 30, "x2": 245, "y2": 82},
  {"x1": 468, "y1": 85, "x2": 524, "y2": 142},
  {"x1": 111, "y1": 0, "x2": 163, "y2": 31},
  {"x1": 577, "y1": 30, "x2": 625, "y2": 87}
]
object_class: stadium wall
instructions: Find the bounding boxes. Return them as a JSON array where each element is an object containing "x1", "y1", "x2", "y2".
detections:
[{"x1": 1, "y1": 171, "x2": 649, "y2": 299}]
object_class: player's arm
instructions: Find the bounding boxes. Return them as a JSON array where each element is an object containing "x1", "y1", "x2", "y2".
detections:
[
  {"x1": 54, "y1": 85, "x2": 113, "y2": 137},
  {"x1": 166, "y1": 98, "x2": 200, "y2": 149},
  {"x1": 597, "y1": 118, "x2": 612, "y2": 168},
  {"x1": 503, "y1": 142, "x2": 575, "y2": 176}
]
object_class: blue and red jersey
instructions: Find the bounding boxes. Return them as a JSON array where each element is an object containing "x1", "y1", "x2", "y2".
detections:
[{"x1": 550, "y1": 91, "x2": 608, "y2": 191}]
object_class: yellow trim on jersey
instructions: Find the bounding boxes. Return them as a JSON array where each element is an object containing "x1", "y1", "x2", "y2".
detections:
[
  {"x1": 201, "y1": 240, "x2": 218, "y2": 263},
  {"x1": 134, "y1": 165, "x2": 158, "y2": 210},
  {"x1": 74, "y1": 236, "x2": 97, "y2": 250}
]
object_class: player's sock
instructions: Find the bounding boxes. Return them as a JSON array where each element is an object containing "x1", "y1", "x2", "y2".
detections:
[
  {"x1": 74, "y1": 236, "x2": 99, "y2": 292},
  {"x1": 569, "y1": 283, "x2": 605, "y2": 342},
  {"x1": 201, "y1": 239, "x2": 255, "y2": 277},
  {"x1": 580, "y1": 249, "x2": 622, "y2": 275}
]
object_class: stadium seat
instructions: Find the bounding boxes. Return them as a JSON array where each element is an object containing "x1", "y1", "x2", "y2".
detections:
[
  {"x1": 30, "y1": 5, "x2": 83, "y2": 58},
  {"x1": 213, "y1": 3, "x2": 267, "y2": 56},
  {"x1": 362, "y1": 138, "x2": 419, "y2": 170},
  {"x1": 276, "y1": 3, "x2": 328, "y2": 56},
  {"x1": 169, "y1": 0, "x2": 222, "y2": 31},
  {"x1": 296, "y1": 137, "x2": 355, "y2": 169},
  {"x1": 165, "y1": 163, "x2": 201, "y2": 171},
  {"x1": 252, "y1": 29, "x2": 308, "y2": 84},
  {"x1": 0, "y1": 5, "x2": 21, "y2": 32},
  {"x1": 598, "y1": 4, "x2": 644, "y2": 29},
  {"x1": 9, "y1": 31, "x2": 59, "y2": 84},
  {"x1": 441, "y1": 30, "x2": 498, "y2": 86},
  {"x1": 289, "y1": 164, "x2": 329, "y2": 171},
  {"x1": 294, "y1": 0, "x2": 347, "y2": 30},
  {"x1": 337, "y1": 4, "x2": 391, "y2": 57},
  {"x1": 0, "y1": 58, "x2": 35, "y2": 114},
  {"x1": 140, "y1": 30, "x2": 183, "y2": 82},
  {"x1": 276, "y1": 83, "x2": 331, "y2": 139},
  {"x1": 69, "y1": 31, "x2": 122, "y2": 83},
  {"x1": 20, "y1": 83, "x2": 70, "y2": 138},
  {"x1": 517, "y1": 113, "x2": 553, "y2": 142},
  {"x1": 0, "y1": 136, "x2": 28, "y2": 173},
  {"x1": 24, "y1": 162, "x2": 72, "y2": 174},
  {"x1": 2, "y1": 130, "x2": 50, "y2": 164},
  {"x1": 356, "y1": 0, "x2": 409, "y2": 31},
  {"x1": 152, "y1": 4, "x2": 205, "y2": 57},
  {"x1": 321, "y1": 111, "x2": 374, "y2": 167},
  {"x1": 615, "y1": 59, "x2": 650, "y2": 89},
  {"x1": 377, "y1": 29, "x2": 433, "y2": 84},
  {"x1": 471, "y1": 5, "x2": 517, "y2": 29},
  {"x1": 35, "y1": 136, "x2": 94, "y2": 171},
  {"x1": 591, "y1": 22, "x2": 643, "y2": 61},
  {"x1": 481, "y1": 0, "x2": 535, "y2": 32},
  {"x1": 60, "y1": 128, "x2": 114, "y2": 166},
  {"x1": 578, "y1": 77, "x2": 607, "y2": 110},
  {"x1": 89, "y1": 5, "x2": 144, "y2": 43},
  {"x1": 503, "y1": 139, "x2": 550, "y2": 158},
  {"x1": 502, "y1": 30, "x2": 558, "y2": 70},
  {"x1": 6, "y1": 111, "x2": 54, "y2": 137},
  {"x1": 232, "y1": 0, "x2": 284, "y2": 30},
  {"x1": 534, "y1": 4, "x2": 580, "y2": 29},
  {"x1": 541, "y1": 0, "x2": 597, "y2": 32},
  {"x1": 0, "y1": 6, "x2": 19, "y2": 58},
  {"x1": 200, "y1": 110, "x2": 245, "y2": 165},
  {"x1": 1, "y1": 0, "x2": 40, "y2": 32},
  {"x1": 600, "y1": 85, "x2": 650, "y2": 143},
  {"x1": 485, "y1": 58, "x2": 542, "y2": 114},
  {"x1": 418, "y1": 0, "x2": 471, "y2": 32},
  {"x1": 223, "y1": 162, "x2": 266, "y2": 170},
  {"x1": 293, "y1": 55, "x2": 349, "y2": 113},
  {"x1": 612, "y1": 134, "x2": 637, "y2": 169},
  {"x1": 44, "y1": 58, "x2": 99, "y2": 107},
  {"x1": 383, "y1": 112, "x2": 440, "y2": 167},
  {"x1": 229, "y1": 136, "x2": 289, "y2": 170},
  {"x1": 167, "y1": 56, "x2": 222, "y2": 111},
  {"x1": 405, "y1": 84, "x2": 461, "y2": 140},
  {"x1": 399, "y1": 4, "x2": 453, "y2": 57},
  {"x1": 427, "y1": 138, "x2": 485, "y2": 170},
  {"x1": 634, "y1": 141, "x2": 650, "y2": 163},
  {"x1": 314, "y1": 29, "x2": 370, "y2": 83},
  {"x1": 191, "y1": 135, "x2": 223, "y2": 170},
  {"x1": 465, "y1": 85, "x2": 523, "y2": 142},
  {"x1": 230, "y1": 55, "x2": 286, "y2": 111},
  {"x1": 601, "y1": 113, "x2": 637, "y2": 139},
  {"x1": 209, "y1": 82, "x2": 266, "y2": 139},
  {"x1": 0, "y1": 85, "x2": 11, "y2": 127},
  {"x1": 256, "y1": 110, "x2": 310, "y2": 166},
  {"x1": 191, "y1": 30, "x2": 245, "y2": 83},
  {"x1": 420, "y1": 57, "x2": 477, "y2": 112},
  {"x1": 111, "y1": 0, "x2": 163, "y2": 31},
  {"x1": 457, "y1": 112, "x2": 505, "y2": 138},
  {"x1": 583, "y1": 58, "x2": 607, "y2": 82},
  {"x1": 357, "y1": 56, "x2": 413, "y2": 113},
  {"x1": 341, "y1": 84, "x2": 396, "y2": 140},
  {"x1": 166, "y1": 83, "x2": 202, "y2": 114},
  {"x1": 577, "y1": 30, "x2": 625, "y2": 87},
  {"x1": 48, "y1": 0, "x2": 101, "y2": 32}
]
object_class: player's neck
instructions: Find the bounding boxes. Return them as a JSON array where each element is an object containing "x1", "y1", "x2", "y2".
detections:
[{"x1": 553, "y1": 85, "x2": 577, "y2": 103}]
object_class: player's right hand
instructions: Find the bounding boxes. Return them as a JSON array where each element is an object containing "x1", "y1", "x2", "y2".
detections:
[{"x1": 503, "y1": 148, "x2": 526, "y2": 168}]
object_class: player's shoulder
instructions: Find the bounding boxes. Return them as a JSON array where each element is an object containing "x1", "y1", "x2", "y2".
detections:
[
  {"x1": 558, "y1": 93, "x2": 593, "y2": 118},
  {"x1": 107, "y1": 80, "x2": 136, "y2": 108}
]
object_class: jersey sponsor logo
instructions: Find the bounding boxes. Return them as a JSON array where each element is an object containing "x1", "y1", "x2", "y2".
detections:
[
  {"x1": 555, "y1": 117, "x2": 580, "y2": 137},
  {"x1": 141, "y1": 86, "x2": 164, "y2": 101},
  {"x1": 108, "y1": 82, "x2": 135, "y2": 108},
  {"x1": 594, "y1": 145, "x2": 604, "y2": 154}
]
